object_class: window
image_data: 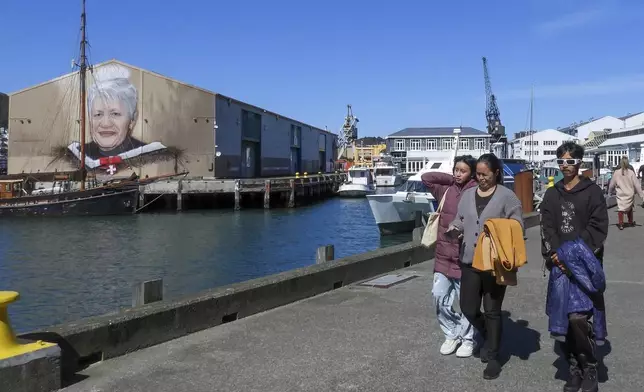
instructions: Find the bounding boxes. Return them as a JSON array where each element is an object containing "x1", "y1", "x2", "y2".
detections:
[
  {"x1": 290, "y1": 124, "x2": 300, "y2": 147},
  {"x1": 442, "y1": 138, "x2": 453, "y2": 150},
  {"x1": 426, "y1": 139, "x2": 437, "y2": 150},
  {"x1": 543, "y1": 150, "x2": 557, "y2": 156},
  {"x1": 430, "y1": 162, "x2": 442, "y2": 169},
  {"x1": 394, "y1": 139, "x2": 405, "y2": 151},
  {"x1": 318, "y1": 133, "x2": 326, "y2": 151},
  {"x1": 523, "y1": 141, "x2": 538, "y2": 146},
  {"x1": 543, "y1": 140, "x2": 558, "y2": 146},
  {"x1": 459, "y1": 138, "x2": 470, "y2": 150},
  {"x1": 474, "y1": 138, "x2": 486, "y2": 150},
  {"x1": 406, "y1": 160, "x2": 424, "y2": 173},
  {"x1": 410, "y1": 139, "x2": 421, "y2": 151},
  {"x1": 397, "y1": 180, "x2": 429, "y2": 193}
]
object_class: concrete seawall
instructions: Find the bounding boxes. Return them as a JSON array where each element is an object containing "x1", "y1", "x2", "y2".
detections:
[
  {"x1": 19, "y1": 240, "x2": 435, "y2": 376},
  {"x1": 19, "y1": 212, "x2": 541, "y2": 379}
]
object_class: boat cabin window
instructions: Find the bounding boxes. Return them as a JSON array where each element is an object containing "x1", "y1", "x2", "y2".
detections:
[
  {"x1": 397, "y1": 180, "x2": 429, "y2": 193},
  {"x1": 375, "y1": 168, "x2": 394, "y2": 176},
  {"x1": 430, "y1": 162, "x2": 442, "y2": 169},
  {"x1": 350, "y1": 170, "x2": 369, "y2": 178},
  {"x1": 0, "y1": 180, "x2": 22, "y2": 198}
]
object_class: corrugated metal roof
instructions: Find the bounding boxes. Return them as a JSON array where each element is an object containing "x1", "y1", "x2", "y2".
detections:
[
  {"x1": 583, "y1": 133, "x2": 609, "y2": 149},
  {"x1": 619, "y1": 111, "x2": 644, "y2": 121},
  {"x1": 596, "y1": 133, "x2": 644, "y2": 149},
  {"x1": 387, "y1": 127, "x2": 489, "y2": 138}
]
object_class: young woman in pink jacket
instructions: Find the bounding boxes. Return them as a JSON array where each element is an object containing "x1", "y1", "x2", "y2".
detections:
[{"x1": 421, "y1": 155, "x2": 478, "y2": 358}]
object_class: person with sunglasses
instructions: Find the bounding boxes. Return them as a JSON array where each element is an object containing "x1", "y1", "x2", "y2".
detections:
[{"x1": 540, "y1": 141, "x2": 609, "y2": 392}]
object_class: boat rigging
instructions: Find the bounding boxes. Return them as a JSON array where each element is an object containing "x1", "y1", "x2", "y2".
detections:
[{"x1": 78, "y1": 0, "x2": 88, "y2": 190}]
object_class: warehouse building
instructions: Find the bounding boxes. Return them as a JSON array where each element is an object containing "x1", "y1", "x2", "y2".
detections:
[
  {"x1": 386, "y1": 127, "x2": 491, "y2": 174},
  {"x1": 508, "y1": 128, "x2": 576, "y2": 162},
  {"x1": 7, "y1": 60, "x2": 337, "y2": 181}
]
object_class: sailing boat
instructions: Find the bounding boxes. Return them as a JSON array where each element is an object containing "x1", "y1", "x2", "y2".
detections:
[{"x1": 0, "y1": 0, "x2": 165, "y2": 216}]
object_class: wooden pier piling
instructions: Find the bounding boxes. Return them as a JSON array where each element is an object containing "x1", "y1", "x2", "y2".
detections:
[
  {"x1": 288, "y1": 179, "x2": 295, "y2": 208},
  {"x1": 234, "y1": 180, "x2": 241, "y2": 211},
  {"x1": 264, "y1": 180, "x2": 271, "y2": 209},
  {"x1": 176, "y1": 180, "x2": 183, "y2": 211},
  {"x1": 139, "y1": 173, "x2": 346, "y2": 212}
]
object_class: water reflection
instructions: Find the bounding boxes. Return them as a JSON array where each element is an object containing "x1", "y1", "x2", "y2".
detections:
[{"x1": 0, "y1": 190, "x2": 408, "y2": 332}]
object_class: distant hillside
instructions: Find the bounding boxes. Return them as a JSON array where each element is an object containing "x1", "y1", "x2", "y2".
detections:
[{"x1": 356, "y1": 136, "x2": 386, "y2": 145}]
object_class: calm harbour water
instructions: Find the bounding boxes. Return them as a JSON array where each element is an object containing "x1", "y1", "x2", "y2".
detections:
[{"x1": 0, "y1": 191, "x2": 409, "y2": 332}]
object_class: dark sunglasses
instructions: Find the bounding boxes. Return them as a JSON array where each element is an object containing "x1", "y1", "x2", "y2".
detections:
[{"x1": 556, "y1": 158, "x2": 581, "y2": 166}]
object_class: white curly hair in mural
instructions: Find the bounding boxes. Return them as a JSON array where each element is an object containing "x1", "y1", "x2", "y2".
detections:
[{"x1": 88, "y1": 64, "x2": 138, "y2": 123}]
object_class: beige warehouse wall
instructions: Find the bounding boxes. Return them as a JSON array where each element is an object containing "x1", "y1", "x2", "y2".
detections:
[{"x1": 8, "y1": 60, "x2": 215, "y2": 180}]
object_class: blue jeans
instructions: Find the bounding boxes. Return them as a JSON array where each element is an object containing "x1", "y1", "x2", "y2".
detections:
[{"x1": 432, "y1": 272, "x2": 473, "y2": 342}]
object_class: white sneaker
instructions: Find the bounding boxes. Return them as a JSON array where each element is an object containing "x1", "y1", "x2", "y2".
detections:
[
  {"x1": 440, "y1": 338, "x2": 460, "y2": 355},
  {"x1": 456, "y1": 341, "x2": 474, "y2": 358}
]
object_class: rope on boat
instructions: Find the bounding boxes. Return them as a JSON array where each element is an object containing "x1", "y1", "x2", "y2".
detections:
[
  {"x1": 134, "y1": 172, "x2": 189, "y2": 213},
  {"x1": 134, "y1": 192, "x2": 168, "y2": 213}
]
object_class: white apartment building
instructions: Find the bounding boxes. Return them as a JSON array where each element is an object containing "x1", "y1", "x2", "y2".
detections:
[
  {"x1": 386, "y1": 127, "x2": 491, "y2": 174},
  {"x1": 509, "y1": 129, "x2": 576, "y2": 162}
]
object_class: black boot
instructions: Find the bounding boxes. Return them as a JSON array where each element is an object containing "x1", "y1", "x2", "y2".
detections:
[
  {"x1": 579, "y1": 354, "x2": 598, "y2": 392},
  {"x1": 563, "y1": 354, "x2": 583, "y2": 392},
  {"x1": 483, "y1": 359, "x2": 501, "y2": 380}
]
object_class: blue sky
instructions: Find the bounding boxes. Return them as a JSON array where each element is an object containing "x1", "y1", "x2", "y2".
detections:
[{"x1": 2, "y1": 0, "x2": 644, "y2": 139}]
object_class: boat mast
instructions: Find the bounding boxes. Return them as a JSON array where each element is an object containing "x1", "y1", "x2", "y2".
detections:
[
  {"x1": 529, "y1": 86, "x2": 534, "y2": 164},
  {"x1": 79, "y1": 0, "x2": 88, "y2": 190}
]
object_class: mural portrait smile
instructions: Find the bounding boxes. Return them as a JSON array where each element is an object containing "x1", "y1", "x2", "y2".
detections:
[{"x1": 91, "y1": 98, "x2": 130, "y2": 150}]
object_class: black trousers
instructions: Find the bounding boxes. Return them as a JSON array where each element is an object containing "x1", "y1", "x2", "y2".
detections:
[{"x1": 460, "y1": 263, "x2": 507, "y2": 360}]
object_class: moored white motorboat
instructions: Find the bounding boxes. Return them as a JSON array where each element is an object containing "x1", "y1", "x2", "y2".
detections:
[
  {"x1": 337, "y1": 166, "x2": 376, "y2": 198},
  {"x1": 367, "y1": 126, "x2": 531, "y2": 235},
  {"x1": 373, "y1": 161, "x2": 404, "y2": 187},
  {"x1": 366, "y1": 160, "x2": 452, "y2": 234}
]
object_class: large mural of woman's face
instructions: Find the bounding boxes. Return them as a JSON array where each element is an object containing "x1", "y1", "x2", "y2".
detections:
[
  {"x1": 90, "y1": 88, "x2": 133, "y2": 151},
  {"x1": 63, "y1": 64, "x2": 173, "y2": 177}
]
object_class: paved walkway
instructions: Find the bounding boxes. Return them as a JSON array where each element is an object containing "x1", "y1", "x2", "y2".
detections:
[{"x1": 63, "y1": 208, "x2": 644, "y2": 392}]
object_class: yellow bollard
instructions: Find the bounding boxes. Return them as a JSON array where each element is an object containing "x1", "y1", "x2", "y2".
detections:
[
  {"x1": 547, "y1": 176, "x2": 555, "y2": 189},
  {"x1": 0, "y1": 291, "x2": 56, "y2": 360}
]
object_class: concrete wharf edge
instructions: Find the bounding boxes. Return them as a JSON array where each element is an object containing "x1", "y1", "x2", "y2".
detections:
[{"x1": 18, "y1": 212, "x2": 540, "y2": 379}]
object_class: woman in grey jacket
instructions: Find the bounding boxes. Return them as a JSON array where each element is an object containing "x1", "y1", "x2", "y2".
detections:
[{"x1": 448, "y1": 153, "x2": 524, "y2": 380}]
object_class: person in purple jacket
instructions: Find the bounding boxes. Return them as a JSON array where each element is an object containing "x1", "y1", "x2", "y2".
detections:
[{"x1": 421, "y1": 155, "x2": 478, "y2": 358}]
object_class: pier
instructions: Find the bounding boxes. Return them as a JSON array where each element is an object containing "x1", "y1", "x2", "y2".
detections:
[
  {"x1": 139, "y1": 173, "x2": 347, "y2": 211},
  {"x1": 2, "y1": 206, "x2": 638, "y2": 391}
]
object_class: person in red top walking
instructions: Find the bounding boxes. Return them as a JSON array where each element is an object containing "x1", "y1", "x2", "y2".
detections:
[{"x1": 421, "y1": 155, "x2": 478, "y2": 357}]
